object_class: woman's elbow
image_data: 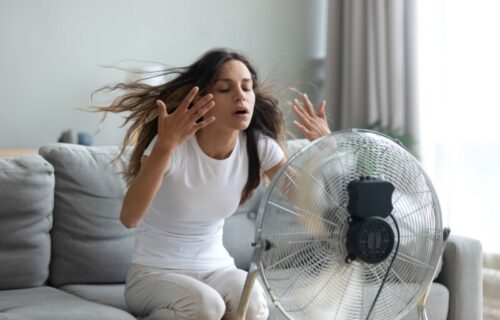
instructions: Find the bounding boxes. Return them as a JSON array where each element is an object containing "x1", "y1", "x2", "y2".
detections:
[
  {"x1": 121, "y1": 220, "x2": 138, "y2": 229},
  {"x1": 120, "y1": 211, "x2": 139, "y2": 229}
]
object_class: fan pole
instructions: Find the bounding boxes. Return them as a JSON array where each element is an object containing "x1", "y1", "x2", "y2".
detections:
[
  {"x1": 417, "y1": 228, "x2": 451, "y2": 320},
  {"x1": 236, "y1": 241, "x2": 266, "y2": 320},
  {"x1": 237, "y1": 261, "x2": 259, "y2": 320}
]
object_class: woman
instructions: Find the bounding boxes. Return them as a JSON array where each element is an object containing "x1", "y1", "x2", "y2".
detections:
[{"x1": 96, "y1": 48, "x2": 330, "y2": 320}]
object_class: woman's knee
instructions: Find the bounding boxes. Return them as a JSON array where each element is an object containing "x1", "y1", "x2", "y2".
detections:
[
  {"x1": 127, "y1": 286, "x2": 225, "y2": 320},
  {"x1": 229, "y1": 284, "x2": 269, "y2": 320},
  {"x1": 192, "y1": 290, "x2": 226, "y2": 320},
  {"x1": 124, "y1": 268, "x2": 226, "y2": 320},
  {"x1": 244, "y1": 288, "x2": 269, "y2": 320},
  {"x1": 211, "y1": 268, "x2": 269, "y2": 320}
]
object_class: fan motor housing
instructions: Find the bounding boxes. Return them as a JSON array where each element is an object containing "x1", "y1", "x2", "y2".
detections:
[
  {"x1": 346, "y1": 177, "x2": 395, "y2": 264},
  {"x1": 347, "y1": 177, "x2": 394, "y2": 219},
  {"x1": 346, "y1": 217, "x2": 395, "y2": 264}
]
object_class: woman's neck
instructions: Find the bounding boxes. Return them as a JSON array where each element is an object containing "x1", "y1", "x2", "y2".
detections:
[{"x1": 195, "y1": 128, "x2": 240, "y2": 160}]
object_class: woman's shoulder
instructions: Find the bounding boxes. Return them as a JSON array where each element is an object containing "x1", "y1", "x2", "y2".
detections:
[
  {"x1": 239, "y1": 131, "x2": 280, "y2": 150},
  {"x1": 256, "y1": 132, "x2": 279, "y2": 146}
]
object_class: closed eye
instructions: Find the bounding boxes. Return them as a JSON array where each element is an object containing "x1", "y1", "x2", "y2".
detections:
[{"x1": 217, "y1": 86, "x2": 252, "y2": 93}]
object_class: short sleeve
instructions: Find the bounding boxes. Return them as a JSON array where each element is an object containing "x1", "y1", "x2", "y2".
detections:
[
  {"x1": 257, "y1": 135, "x2": 285, "y2": 171},
  {"x1": 142, "y1": 135, "x2": 176, "y2": 173}
]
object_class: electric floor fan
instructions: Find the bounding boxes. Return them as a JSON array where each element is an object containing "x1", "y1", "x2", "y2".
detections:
[{"x1": 237, "y1": 129, "x2": 449, "y2": 320}]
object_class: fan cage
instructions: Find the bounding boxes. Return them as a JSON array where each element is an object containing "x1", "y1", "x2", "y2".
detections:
[{"x1": 255, "y1": 129, "x2": 443, "y2": 320}]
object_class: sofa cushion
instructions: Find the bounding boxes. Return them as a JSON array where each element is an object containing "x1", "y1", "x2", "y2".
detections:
[
  {"x1": 402, "y1": 282, "x2": 449, "y2": 320},
  {"x1": 39, "y1": 144, "x2": 133, "y2": 287},
  {"x1": 59, "y1": 284, "x2": 128, "y2": 311},
  {"x1": 0, "y1": 155, "x2": 54, "y2": 290},
  {"x1": 286, "y1": 138, "x2": 309, "y2": 157},
  {"x1": 0, "y1": 286, "x2": 135, "y2": 320}
]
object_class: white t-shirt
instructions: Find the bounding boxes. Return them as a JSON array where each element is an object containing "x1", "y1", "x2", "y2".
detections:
[{"x1": 131, "y1": 132, "x2": 284, "y2": 271}]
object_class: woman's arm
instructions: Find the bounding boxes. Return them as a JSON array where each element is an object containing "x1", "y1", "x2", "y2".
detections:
[
  {"x1": 120, "y1": 87, "x2": 215, "y2": 228},
  {"x1": 264, "y1": 158, "x2": 287, "y2": 181},
  {"x1": 120, "y1": 148, "x2": 173, "y2": 228}
]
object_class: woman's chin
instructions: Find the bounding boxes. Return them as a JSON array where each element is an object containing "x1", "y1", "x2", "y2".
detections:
[
  {"x1": 226, "y1": 120, "x2": 251, "y2": 131},
  {"x1": 237, "y1": 122, "x2": 251, "y2": 131}
]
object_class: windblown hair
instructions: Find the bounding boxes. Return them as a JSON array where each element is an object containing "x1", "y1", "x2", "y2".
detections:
[{"x1": 93, "y1": 48, "x2": 285, "y2": 203}]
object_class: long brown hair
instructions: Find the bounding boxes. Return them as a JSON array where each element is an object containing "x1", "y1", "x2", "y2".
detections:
[{"x1": 93, "y1": 48, "x2": 285, "y2": 203}]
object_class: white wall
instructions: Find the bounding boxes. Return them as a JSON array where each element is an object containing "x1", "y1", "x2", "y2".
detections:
[{"x1": 0, "y1": 0, "x2": 326, "y2": 148}]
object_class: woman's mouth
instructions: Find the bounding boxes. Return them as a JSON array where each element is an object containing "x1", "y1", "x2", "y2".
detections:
[{"x1": 232, "y1": 108, "x2": 250, "y2": 117}]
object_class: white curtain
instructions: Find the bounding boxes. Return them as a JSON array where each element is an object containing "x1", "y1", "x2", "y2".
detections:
[
  {"x1": 323, "y1": 0, "x2": 418, "y2": 143},
  {"x1": 417, "y1": 0, "x2": 500, "y2": 318}
]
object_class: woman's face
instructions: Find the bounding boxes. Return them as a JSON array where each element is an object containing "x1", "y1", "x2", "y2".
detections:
[{"x1": 205, "y1": 59, "x2": 256, "y2": 131}]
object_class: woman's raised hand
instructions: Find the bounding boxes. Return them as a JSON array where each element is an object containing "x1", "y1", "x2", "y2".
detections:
[
  {"x1": 155, "y1": 86, "x2": 215, "y2": 151},
  {"x1": 291, "y1": 93, "x2": 331, "y2": 141}
]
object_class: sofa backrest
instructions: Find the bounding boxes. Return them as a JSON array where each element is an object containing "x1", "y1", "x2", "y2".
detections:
[
  {"x1": 39, "y1": 144, "x2": 134, "y2": 287},
  {"x1": 0, "y1": 155, "x2": 54, "y2": 289}
]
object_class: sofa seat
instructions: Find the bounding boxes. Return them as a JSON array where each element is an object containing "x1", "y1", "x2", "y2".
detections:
[
  {"x1": 59, "y1": 284, "x2": 128, "y2": 312},
  {"x1": 403, "y1": 282, "x2": 449, "y2": 320},
  {"x1": 0, "y1": 286, "x2": 134, "y2": 320}
]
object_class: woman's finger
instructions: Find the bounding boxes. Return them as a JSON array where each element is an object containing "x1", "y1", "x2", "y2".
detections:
[
  {"x1": 190, "y1": 94, "x2": 214, "y2": 116},
  {"x1": 192, "y1": 116, "x2": 216, "y2": 132},
  {"x1": 292, "y1": 99, "x2": 308, "y2": 117},
  {"x1": 293, "y1": 120, "x2": 311, "y2": 136},
  {"x1": 317, "y1": 100, "x2": 327, "y2": 119},
  {"x1": 180, "y1": 86, "x2": 200, "y2": 111},
  {"x1": 301, "y1": 93, "x2": 315, "y2": 116},
  {"x1": 192, "y1": 100, "x2": 215, "y2": 119},
  {"x1": 156, "y1": 100, "x2": 168, "y2": 118},
  {"x1": 292, "y1": 101, "x2": 313, "y2": 127}
]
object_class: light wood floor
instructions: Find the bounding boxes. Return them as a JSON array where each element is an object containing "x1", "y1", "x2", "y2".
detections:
[{"x1": 0, "y1": 149, "x2": 38, "y2": 157}]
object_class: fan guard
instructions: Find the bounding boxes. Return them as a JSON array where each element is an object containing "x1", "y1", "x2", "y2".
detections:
[{"x1": 244, "y1": 129, "x2": 444, "y2": 320}]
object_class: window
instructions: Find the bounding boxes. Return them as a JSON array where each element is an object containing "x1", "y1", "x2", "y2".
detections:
[{"x1": 417, "y1": 0, "x2": 500, "y2": 254}]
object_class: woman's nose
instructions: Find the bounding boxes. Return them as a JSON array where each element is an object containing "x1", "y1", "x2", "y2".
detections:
[{"x1": 233, "y1": 88, "x2": 246, "y2": 101}]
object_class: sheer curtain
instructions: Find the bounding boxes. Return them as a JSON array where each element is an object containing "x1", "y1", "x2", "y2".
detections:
[{"x1": 417, "y1": 0, "x2": 500, "y2": 317}]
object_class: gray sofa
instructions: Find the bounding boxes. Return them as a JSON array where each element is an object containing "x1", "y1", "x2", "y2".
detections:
[{"x1": 0, "y1": 141, "x2": 482, "y2": 320}]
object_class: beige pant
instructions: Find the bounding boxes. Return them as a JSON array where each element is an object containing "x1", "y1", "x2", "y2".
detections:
[{"x1": 124, "y1": 264, "x2": 269, "y2": 320}]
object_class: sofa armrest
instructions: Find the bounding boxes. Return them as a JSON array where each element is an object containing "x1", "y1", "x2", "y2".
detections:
[{"x1": 436, "y1": 235, "x2": 483, "y2": 320}]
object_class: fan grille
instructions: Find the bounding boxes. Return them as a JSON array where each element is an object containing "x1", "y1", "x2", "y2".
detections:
[{"x1": 256, "y1": 130, "x2": 443, "y2": 320}]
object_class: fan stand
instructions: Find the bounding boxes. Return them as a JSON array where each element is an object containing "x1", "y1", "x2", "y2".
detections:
[
  {"x1": 237, "y1": 262, "x2": 261, "y2": 320},
  {"x1": 236, "y1": 239, "x2": 272, "y2": 320}
]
